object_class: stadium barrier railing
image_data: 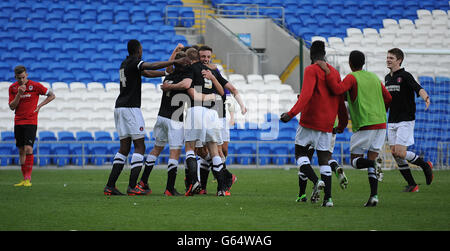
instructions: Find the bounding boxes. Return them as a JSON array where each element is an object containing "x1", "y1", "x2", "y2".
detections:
[{"x1": 2, "y1": 139, "x2": 447, "y2": 169}]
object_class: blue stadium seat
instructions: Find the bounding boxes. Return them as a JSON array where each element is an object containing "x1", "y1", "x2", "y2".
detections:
[
  {"x1": 65, "y1": 3, "x2": 82, "y2": 16},
  {"x1": 39, "y1": 131, "x2": 57, "y2": 142},
  {"x1": 239, "y1": 130, "x2": 258, "y2": 141},
  {"x1": 235, "y1": 143, "x2": 255, "y2": 165},
  {"x1": 73, "y1": 23, "x2": 92, "y2": 34},
  {"x1": 95, "y1": 131, "x2": 112, "y2": 141},
  {"x1": 257, "y1": 144, "x2": 271, "y2": 165},
  {"x1": 37, "y1": 143, "x2": 52, "y2": 166},
  {"x1": 0, "y1": 143, "x2": 14, "y2": 166},
  {"x1": 79, "y1": 13, "x2": 98, "y2": 25},
  {"x1": 58, "y1": 131, "x2": 76, "y2": 142},
  {"x1": 89, "y1": 143, "x2": 109, "y2": 165},
  {"x1": 76, "y1": 131, "x2": 94, "y2": 142},
  {"x1": 179, "y1": 7, "x2": 195, "y2": 27},
  {"x1": 277, "y1": 130, "x2": 295, "y2": 141},
  {"x1": 97, "y1": 13, "x2": 114, "y2": 24},
  {"x1": 271, "y1": 143, "x2": 289, "y2": 165},
  {"x1": 52, "y1": 143, "x2": 70, "y2": 167},
  {"x1": 115, "y1": 13, "x2": 130, "y2": 25}
]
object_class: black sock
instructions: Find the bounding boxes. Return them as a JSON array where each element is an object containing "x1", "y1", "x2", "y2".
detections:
[
  {"x1": 129, "y1": 166, "x2": 142, "y2": 188},
  {"x1": 300, "y1": 164, "x2": 318, "y2": 184},
  {"x1": 213, "y1": 168, "x2": 226, "y2": 191},
  {"x1": 140, "y1": 156, "x2": 156, "y2": 184},
  {"x1": 329, "y1": 160, "x2": 339, "y2": 174},
  {"x1": 106, "y1": 163, "x2": 124, "y2": 187},
  {"x1": 185, "y1": 157, "x2": 198, "y2": 184},
  {"x1": 399, "y1": 165, "x2": 417, "y2": 186},
  {"x1": 222, "y1": 162, "x2": 232, "y2": 179},
  {"x1": 321, "y1": 174, "x2": 332, "y2": 200},
  {"x1": 368, "y1": 167, "x2": 378, "y2": 197},
  {"x1": 199, "y1": 167, "x2": 210, "y2": 189},
  {"x1": 299, "y1": 175, "x2": 307, "y2": 195},
  {"x1": 166, "y1": 166, "x2": 177, "y2": 191},
  {"x1": 355, "y1": 158, "x2": 375, "y2": 169},
  {"x1": 411, "y1": 156, "x2": 429, "y2": 170},
  {"x1": 140, "y1": 164, "x2": 154, "y2": 184},
  {"x1": 369, "y1": 177, "x2": 378, "y2": 197}
]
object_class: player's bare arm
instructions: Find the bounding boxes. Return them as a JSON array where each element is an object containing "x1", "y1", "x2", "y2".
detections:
[
  {"x1": 418, "y1": 89, "x2": 430, "y2": 110},
  {"x1": 9, "y1": 85, "x2": 26, "y2": 110},
  {"x1": 224, "y1": 82, "x2": 247, "y2": 115},
  {"x1": 166, "y1": 43, "x2": 184, "y2": 74},
  {"x1": 161, "y1": 78, "x2": 192, "y2": 91},
  {"x1": 141, "y1": 57, "x2": 191, "y2": 71},
  {"x1": 315, "y1": 60, "x2": 330, "y2": 74},
  {"x1": 187, "y1": 87, "x2": 215, "y2": 102},
  {"x1": 34, "y1": 90, "x2": 55, "y2": 113},
  {"x1": 141, "y1": 70, "x2": 165, "y2": 78}
]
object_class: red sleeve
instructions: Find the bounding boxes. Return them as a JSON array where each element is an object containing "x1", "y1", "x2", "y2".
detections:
[
  {"x1": 287, "y1": 66, "x2": 316, "y2": 118},
  {"x1": 344, "y1": 75, "x2": 358, "y2": 102},
  {"x1": 380, "y1": 81, "x2": 392, "y2": 110},
  {"x1": 325, "y1": 69, "x2": 354, "y2": 95},
  {"x1": 35, "y1": 82, "x2": 48, "y2": 95},
  {"x1": 336, "y1": 95, "x2": 348, "y2": 131}
]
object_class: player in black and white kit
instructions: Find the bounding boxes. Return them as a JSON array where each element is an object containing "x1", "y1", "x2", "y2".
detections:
[
  {"x1": 160, "y1": 47, "x2": 221, "y2": 196},
  {"x1": 104, "y1": 39, "x2": 190, "y2": 196},
  {"x1": 195, "y1": 45, "x2": 247, "y2": 195},
  {"x1": 182, "y1": 47, "x2": 229, "y2": 196},
  {"x1": 137, "y1": 51, "x2": 192, "y2": 196},
  {"x1": 385, "y1": 48, "x2": 433, "y2": 193}
]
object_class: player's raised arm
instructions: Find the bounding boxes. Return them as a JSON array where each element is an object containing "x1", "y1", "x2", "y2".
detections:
[
  {"x1": 141, "y1": 70, "x2": 165, "y2": 78},
  {"x1": 161, "y1": 78, "x2": 192, "y2": 91},
  {"x1": 141, "y1": 56, "x2": 191, "y2": 71}
]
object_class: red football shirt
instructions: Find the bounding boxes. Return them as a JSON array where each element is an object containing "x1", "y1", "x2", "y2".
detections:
[
  {"x1": 8, "y1": 80, "x2": 48, "y2": 125},
  {"x1": 287, "y1": 63, "x2": 346, "y2": 133}
]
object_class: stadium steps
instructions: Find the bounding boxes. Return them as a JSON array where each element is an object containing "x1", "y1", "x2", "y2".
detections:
[{"x1": 181, "y1": 0, "x2": 215, "y2": 32}]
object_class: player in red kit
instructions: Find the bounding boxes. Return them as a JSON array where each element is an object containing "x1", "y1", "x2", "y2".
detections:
[
  {"x1": 280, "y1": 41, "x2": 347, "y2": 207},
  {"x1": 8, "y1": 65, "x2": 55, "y2": 186}
]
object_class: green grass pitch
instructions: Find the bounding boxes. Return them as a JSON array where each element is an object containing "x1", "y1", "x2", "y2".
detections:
[{"x1": 1, "y1": 167, "x2": 449, "y2": 231}]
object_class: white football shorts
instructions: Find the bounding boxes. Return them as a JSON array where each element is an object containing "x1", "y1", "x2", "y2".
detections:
[
  {"x1": 153, "y1": 115, "x2": 184, "y2": 149},
  {"x1": 387, "y1": 121, "x2": 415, "y2": 146},
  {"x1": 184, "y1": 106, "x2": 222, "y2": 144},
  {"x1": 295, "y1": 125, "x2": 332, "y2": 152},
  {"x1": 114, "y1": 107, "x2": 146, "y2": 140},
  {"x1": 350, "y1": 129, "x2": 386, "y2": 154}
]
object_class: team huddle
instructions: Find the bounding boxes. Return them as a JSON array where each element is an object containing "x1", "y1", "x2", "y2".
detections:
[
  {"x1": 8, "y1": 39, "x2": 434, "y2": 205},
  {"x1": 103, "y1": 40, "x2": 247, "y2": 197}
]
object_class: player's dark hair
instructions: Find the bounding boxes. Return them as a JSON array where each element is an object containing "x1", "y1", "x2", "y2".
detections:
[
  {"x1": 198, "y1": 45, "x2": 213, "y2": 53},
  {"x1": 310, "y1": 41, "x2": 326, "y2": 62},
  {"x1": 349, "y1": 50, "x2": 365, "y2": 70},
  {"x1": 181, "y1": 45, "x2": 200, "y2": 52},
  {"x1": 388, "y1": 48, "x2": 404, "y2": 66},
  {"x1": 127, "y1": 39, "x2": 141, "y2": 55},
  {"x1": 14, "y1": 65, "x2": 26, "y2": 75},
  {"x1": 175, "y1": 51, "x2": 186, "y2": 60}
]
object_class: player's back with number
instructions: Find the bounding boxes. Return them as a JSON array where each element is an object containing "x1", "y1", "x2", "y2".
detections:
[{"x1": 116, "y1": 56, "x2": 144, "y2": 108}]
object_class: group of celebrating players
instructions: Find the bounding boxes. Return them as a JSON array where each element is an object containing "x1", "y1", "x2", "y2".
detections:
[
  {"x1": 9, "y1": 38, "x2": 434, "y2": 206},
  {"x1": 103, "y1": 40, "x2": 247, "y2": 197}
]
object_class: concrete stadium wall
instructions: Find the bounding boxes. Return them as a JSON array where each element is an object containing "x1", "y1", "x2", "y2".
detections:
[{"x1": 204, "y1": 17, "x2": 310, "y2": 93}]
